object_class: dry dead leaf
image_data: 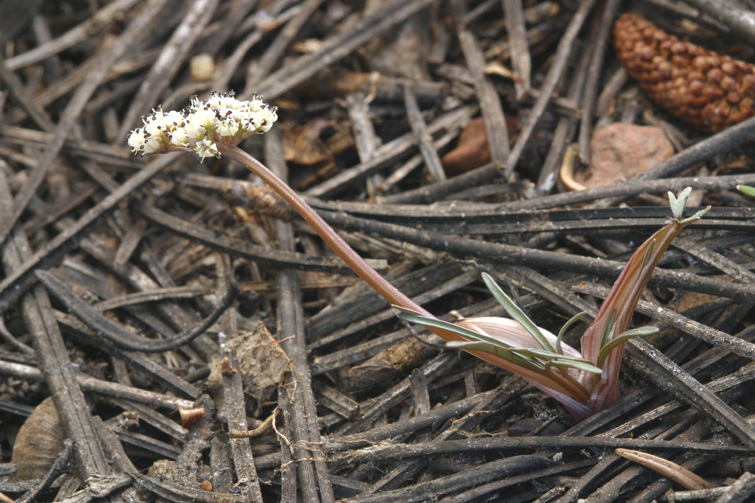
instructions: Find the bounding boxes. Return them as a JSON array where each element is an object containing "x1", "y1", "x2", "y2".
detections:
[
  {"x1": 208, "y1": 322, "x2": 291, "y2": 414},
  {"x1": 574, "y1": 123, "x2": 674, "y2": 189}
]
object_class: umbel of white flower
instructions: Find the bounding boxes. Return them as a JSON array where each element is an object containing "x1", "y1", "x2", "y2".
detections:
[{"x1": 127, "y1": 91, "x2": 278, "y2": 161}]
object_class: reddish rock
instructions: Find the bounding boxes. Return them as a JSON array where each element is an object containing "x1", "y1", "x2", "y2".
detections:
[{"x1": 575, "y1": 123, "x2": 674, "y2": 188}]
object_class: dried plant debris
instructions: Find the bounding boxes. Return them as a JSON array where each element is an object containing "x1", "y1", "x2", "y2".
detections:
[
  {"x1": 441, "y1": 116, "x2": 493, "y2": 176},
  {"x1": 615, "y1": 12, "x2": 755, "y2": 132},
  {"x1": 345, "y1": 336, "x2": 435, "y2": 391},
  {"x1": 280, "y1": 118, "x2": 354, "y2": 166},
  {"x1": 10, "y1": 397, "x2": 64, "y2": 480},
  {"x1": 222, "y1": 179, "x2": 291, "y2": 222},
  {"x1": 295, "y1": 67, "x2": 446, "y2": 103},
  {"x1": 280, "y1": 119, "x2": 335, "y2": 166},
  {"x1": 208, "y1": 322, "x2": 290, "y2": 415},
  {"x1": 359, "y1": 0, "x2": 433, "y2": 80}
]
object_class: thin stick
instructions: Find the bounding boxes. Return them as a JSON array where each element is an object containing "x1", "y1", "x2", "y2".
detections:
[
  {"x1": 578, "y1": 0, "x2": 621, "y2": 166},
  {"x1": 504, "y1": 0, "x2": 597, "y2": 177}
]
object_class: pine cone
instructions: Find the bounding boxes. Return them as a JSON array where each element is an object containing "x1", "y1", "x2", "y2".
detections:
[{"x1": 614, "y1": 12, "x2": 755, "y2": 132}]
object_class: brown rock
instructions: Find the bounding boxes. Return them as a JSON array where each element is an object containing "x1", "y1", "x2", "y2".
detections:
[{"x1": 576, "y1": 123, "x2": 674, "y2": 188}]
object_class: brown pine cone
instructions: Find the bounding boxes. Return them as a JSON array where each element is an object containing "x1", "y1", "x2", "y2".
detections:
[{"x1": 614, "y1": 12, "x2": 755, "y2": 132}]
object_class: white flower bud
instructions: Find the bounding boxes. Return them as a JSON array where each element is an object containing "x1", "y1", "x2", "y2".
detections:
[
  {"x1": 143, "y1": 135, "x2": 163, "y2": 154},
  {"x1": 127, "y1": 129, "x2": 147, "y2": 153},
  {"x1": 144, "y1": 119, "x2": 165, "y2": 138},
  {"x1": 169, "y1": 127, "x2": 189, "y2": 148},
  {"x1": 163, "y1": 110, "x2": 184, "y2": 128},
  {"x1": 193, "y1": 139, "x2": 219, "y2": 162}
]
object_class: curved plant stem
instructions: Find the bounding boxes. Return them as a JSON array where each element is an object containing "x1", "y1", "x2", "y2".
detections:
[
  {"x1": 220, "y1": 144, "x2": 597, "y2": 407},
  {"x1": 219, "y1": 144, "x2": 430, "y2": 316}
]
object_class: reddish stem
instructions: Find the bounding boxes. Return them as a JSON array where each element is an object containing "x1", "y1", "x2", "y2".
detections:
[{"x1": 220, "y1": 144, "x2": 430, "y2": 316}]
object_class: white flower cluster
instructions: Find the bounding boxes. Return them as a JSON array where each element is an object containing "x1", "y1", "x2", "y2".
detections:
[{"x1": 127, "y1": 91, "x2": 278, "y2": 161}]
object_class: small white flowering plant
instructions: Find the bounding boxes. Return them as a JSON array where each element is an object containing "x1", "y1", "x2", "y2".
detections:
[
  {"x1": 127, "y1": 91, "x2": 277, "y2": 161},
  {"x1": 129, "y1": 93, "x2": 708, "y2": 420},
  {"x1": 396, "y1": 189, "x2": 708, "y2": 418}
]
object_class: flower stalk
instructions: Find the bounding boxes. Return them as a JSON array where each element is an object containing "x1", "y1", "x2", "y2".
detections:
[{"x1": 128, "y1": 92, "x2": 709, "y2": 419}]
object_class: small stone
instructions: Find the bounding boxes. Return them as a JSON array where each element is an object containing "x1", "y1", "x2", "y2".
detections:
[{"x1": 575, "y1": 123, "x2": 674, "y2": 189}]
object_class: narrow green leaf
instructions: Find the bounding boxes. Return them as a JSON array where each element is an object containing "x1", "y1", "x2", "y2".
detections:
[
  {"x1": 506, "y1": 348, "x2": 555, "y2": 367},
  {"x1": 556, "y1": 312, "x2": 586, "y2": 356},
  {"x1": 601, "y1": 309, "x2": 617, "y2": 348},
  {"x1": 509, "y1": 348, "x2": 595, "y2": 365},
  {"x1": 596, "y1": 326, "x2": 659, "y2": 368},
  {"x1": 668, "y1": 187, "x2": 692, "y2": 220},
  {"x1": 481, "y1": 273, "x2": 555, "y2": 352},
  {"x1": 546, "y1": 359, "x2": 603, "y2": 374},
  {"x1": 446, "y1": 340, "x2": 510, "y2": 358},
  {"x1": 668, "y1": 190, "x2": 679, "y2": 218},
  {"x1": 397, "y1": 313, "x2": 513, "y2": 350},
  {"x1": 679, "y1": 206, "x2": 710, "y2": 226},
  {"x1": 446, "y1": 341, "x2": 546, "y2": 373}
]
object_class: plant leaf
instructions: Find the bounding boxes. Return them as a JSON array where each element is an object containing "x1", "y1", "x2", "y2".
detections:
[
  {"x1": 446, "y1": 340, "x2": 510, "y2": 358},
  {"x1": 601, "y1": 309, "x2": 617, "y2": 348},
  {"x1": 509, "y1": 347, "x2": 594, "y2": 365},
  {"x1": 481, "y1": 273, "x2": 555, "y2": 353},
  {"x1": 678, "y1": 207, "x2": 710, "y2": 226},
  {"x1": 556, "y1": 312, "x2": 586, "y2": 356},
  {"x1": 392, "y1": 305, "x2": 427, "y2": 317},
  {"x1": 397, "y1": 313, "x2": 513, "y2": 349},
  {"x1": 668, "y1": 187, "x2": 711, "y2": 225},
  {"x1": 668, "y1": 187, "x2": 691, "y2": 220},
  {"x1": 641, "y1": 240, "x2": 656, "y2": 272},
  {"x1": 445, "y1": 341, "x2": 546, "y2": 373},
  {"x1": 596, "y1": 326, "x2": 659, "y2": 368},
  {"x1": 446, "y1": 340, "x2": 493, "y2": 349},
  {"x1": 546, "y1": 359, "x2": 603, "y2": 374}
]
